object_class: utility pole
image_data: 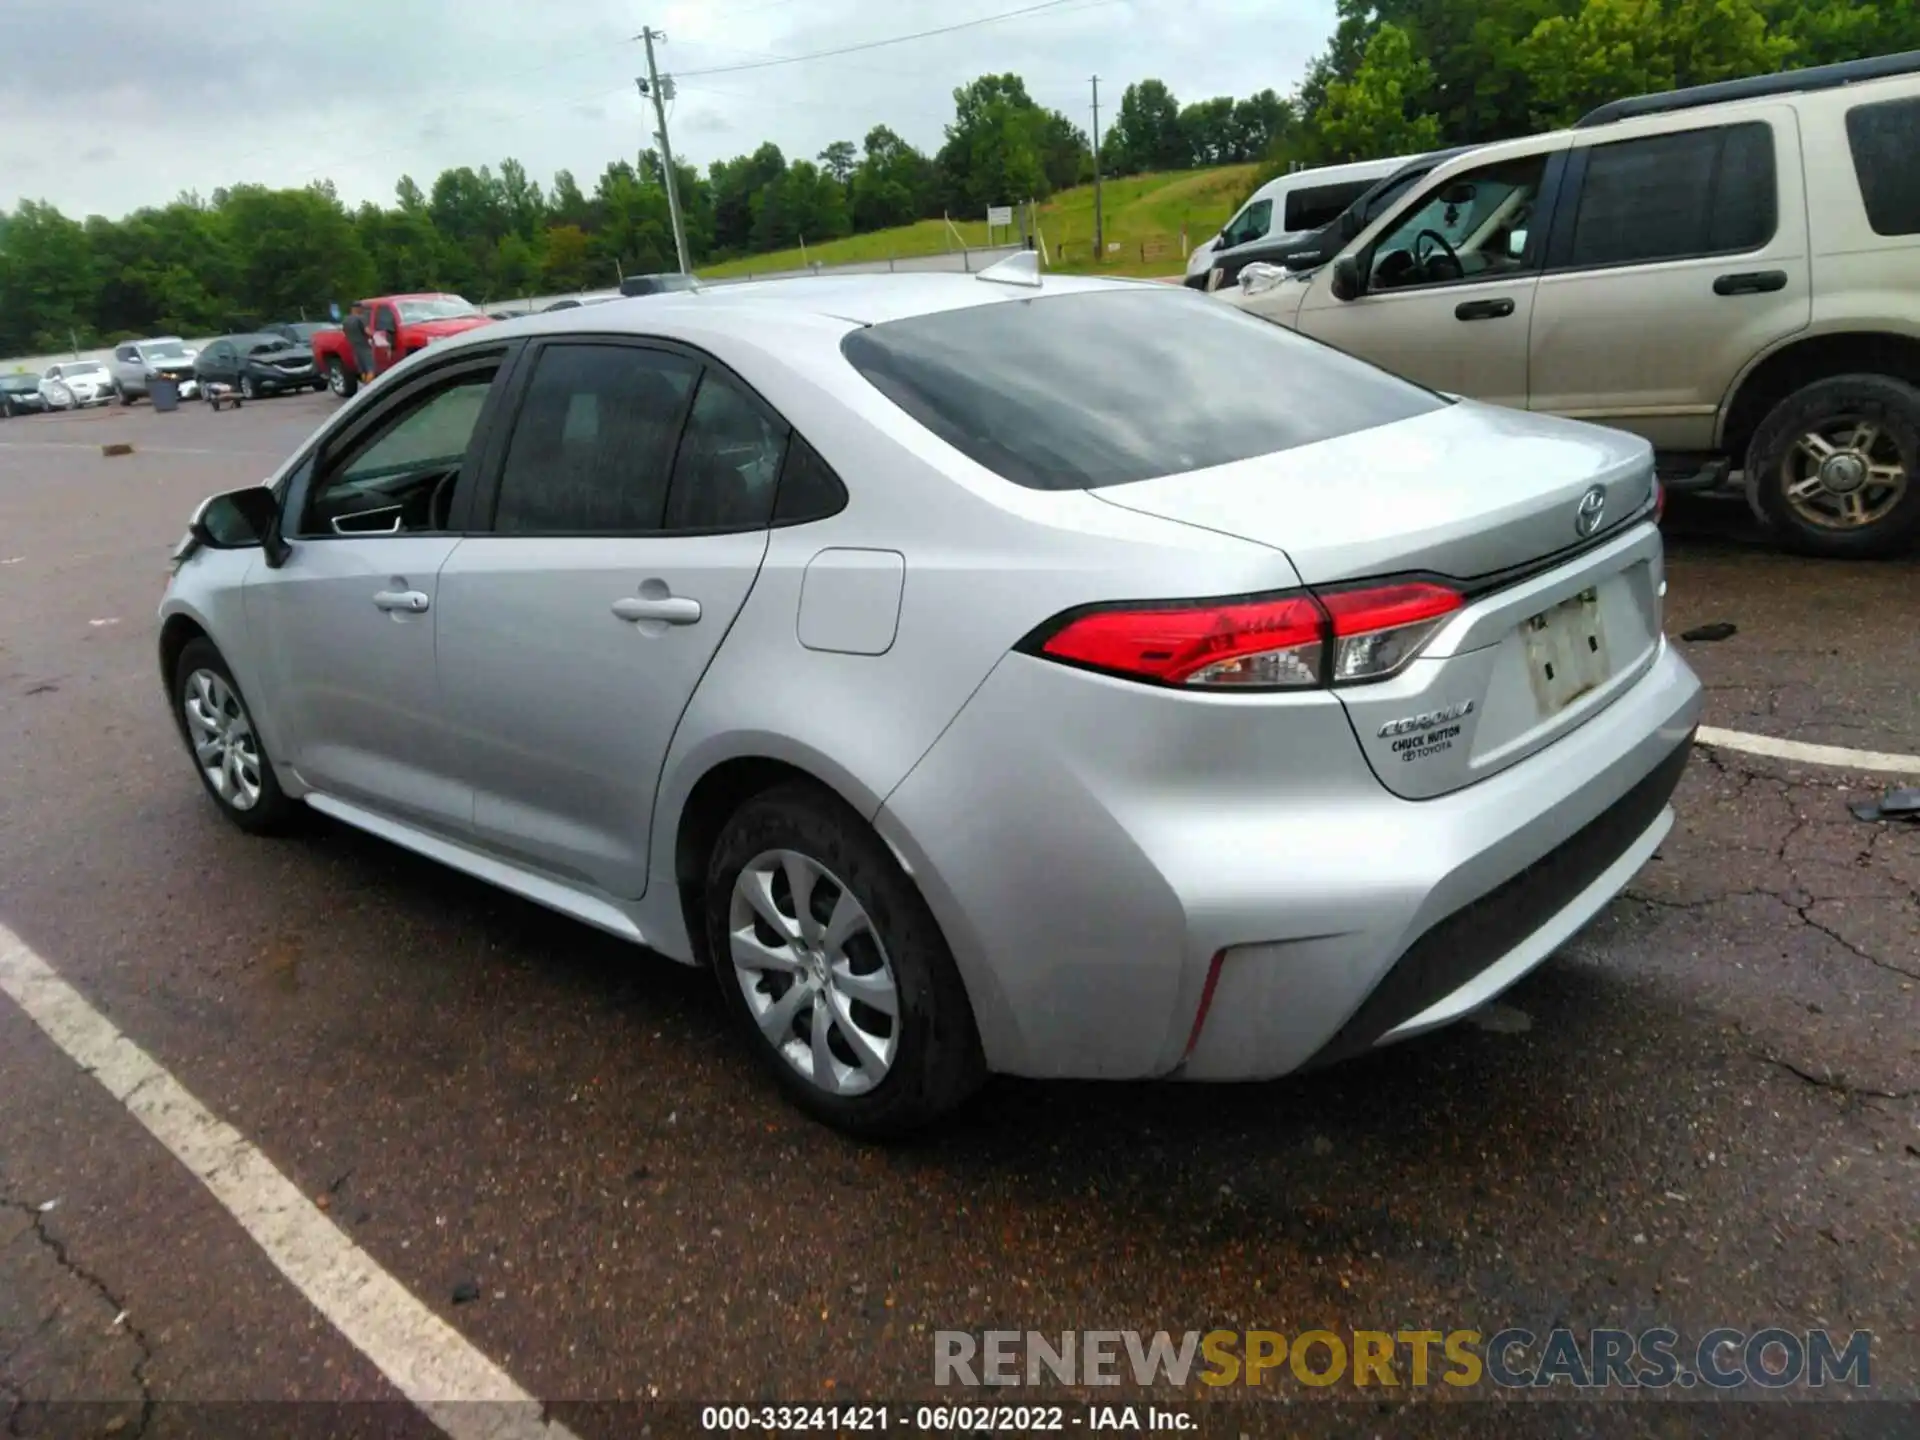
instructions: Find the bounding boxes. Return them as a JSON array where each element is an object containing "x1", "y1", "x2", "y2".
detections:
[
  {"x1": 1089, "y1": 75, "x2": 1104, "y2": 264},
  {"x1": 638, "y1": 27, "x2": 691, "y2": 275}
]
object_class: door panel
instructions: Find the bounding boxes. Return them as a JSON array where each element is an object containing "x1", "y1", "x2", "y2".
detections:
[
  {"x1": 436, "y1": 532, "x2": 770, "y2": 895},
  {"x1": 1300, "y1": 277, "x2": 1538, "y2": 407},
  {"x1": 1527, "y1": 109, "x2": 1811, "y2": 450},
  {"x1": 245, "y1": 535, "x2": 467, "y2": 828}
]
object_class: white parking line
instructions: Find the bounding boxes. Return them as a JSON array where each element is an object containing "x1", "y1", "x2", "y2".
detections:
[
  {"x1": 1697, "y1": 726, "x2": 1920, "y2": 778},
  {"x1": 0, "y1": 923, "x2": 577, "y2": 1440}
]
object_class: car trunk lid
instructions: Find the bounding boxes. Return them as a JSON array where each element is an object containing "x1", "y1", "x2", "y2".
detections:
[{"x1": 1090, "y1": 402, "x2": 1665, "y2": 798}]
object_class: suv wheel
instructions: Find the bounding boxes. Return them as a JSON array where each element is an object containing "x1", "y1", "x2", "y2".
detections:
[
  {"x1": 171, "y1": 638, "x2": 301, "y2": 835},
  {"x1": 1748, "y1": 374, "x2": 1920, "y2": 558},
  {"x1": 703, "y1": 781, "x2": 984, "y2": 1138},
  {"x1": 327, "y1": 358, "x2": 357, "y2": 398}
]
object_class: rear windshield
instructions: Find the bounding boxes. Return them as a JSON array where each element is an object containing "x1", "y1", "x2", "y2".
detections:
[{"x1": 839, "y1": 288, "x2": 1444, "y2": 490}]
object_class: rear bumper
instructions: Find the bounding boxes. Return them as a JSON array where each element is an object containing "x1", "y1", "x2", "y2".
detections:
[{"x1": 877, "y1": 638, "x2": 1702, "y2": 1081}]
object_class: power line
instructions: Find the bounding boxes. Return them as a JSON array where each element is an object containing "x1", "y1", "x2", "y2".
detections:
[{"x1": 675, "y1": 0, "x2": 1113, "y2": 79}]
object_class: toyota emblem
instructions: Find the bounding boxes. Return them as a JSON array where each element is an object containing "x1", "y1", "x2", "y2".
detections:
[{"x1": 1575, "y1": 485, "x2": 1607, "y2": 538}]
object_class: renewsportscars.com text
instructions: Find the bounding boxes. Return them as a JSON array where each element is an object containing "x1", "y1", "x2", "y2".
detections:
[{"x1": 934, "y1": 1328, "x2": 1873, "y2": 1391}]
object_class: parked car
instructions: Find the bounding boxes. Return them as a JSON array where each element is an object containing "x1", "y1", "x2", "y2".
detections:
[
  {"x1": 109, "y1": 337, "x2": 200, "y2": 403},
  {"x1": 312, "y1": 293, "x2": 494, "y2": 398},
  {"x1": 159, "y1": 261, "x2": 1701, "y2": 1136},
  {"x1": 193, "y1": 333, "x2": 326, "y2": 399},
  {"x1": 39, "y1": 360, "x2": 114, "y2": 408},
  {"x1": 543, "y1": 294, "x2": 620, "y2": 311},
  {"x1": 1, "y1": 373, "x2": 49, "y2": 417},
  {"x1": 266, "y1": 321, "x2": 335, "y2": 347},
  {"x1": 618, "y1": 272, "x2": 698, "y2": 297},
  {"x1": 1199, "y1": 145, "x2": 1480, "y2": 292},
  {"x1": 1184, "y1": 155, "x2": 1415, "y2": 290},
  {"x1": 1221, "y1": 51, "x2": 1920, "y2": 558}
]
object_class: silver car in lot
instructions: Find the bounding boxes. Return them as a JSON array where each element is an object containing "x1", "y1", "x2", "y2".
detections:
[
  {"x1": 158, "y1": 261, "x2": 1702, "y2": 1136},
  {"x1": 39, "y1": 360, "x2": 115, "y2": 408}
]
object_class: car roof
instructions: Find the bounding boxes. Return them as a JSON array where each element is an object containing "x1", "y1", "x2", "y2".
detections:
[
  {"x1": 444, "y1": 269, "x2": 1152, "y2": 350},
  {"x1": 218, "y1": 332, "x2": 287, "y2": 346}
]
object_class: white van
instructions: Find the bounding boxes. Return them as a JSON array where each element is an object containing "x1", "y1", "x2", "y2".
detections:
[{"x1": 1185, "y1": 155, "x2": 1415, "y2": 288}]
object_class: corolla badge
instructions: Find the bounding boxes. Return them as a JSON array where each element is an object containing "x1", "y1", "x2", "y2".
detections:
[{"x1": 1575, "y1": 484, "x2": 1607, "y2": 538}]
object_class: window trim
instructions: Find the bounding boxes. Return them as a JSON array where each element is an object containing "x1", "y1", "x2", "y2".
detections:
[
  {"x1": 466, "y1": 332, "x2": 846, "y2": 540},
  {"x1": 1351, "y1": 148, "x2": 1569, "y2": 298},
  {"x1": 285, "y1": 341, "x2": 523, "y2": 542},
  {"x1": 1543, "y1": 120, "x2": 1779, "y2": 276}
]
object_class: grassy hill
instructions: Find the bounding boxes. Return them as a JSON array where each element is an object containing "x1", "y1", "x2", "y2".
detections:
[{"x1": 697, "y1": 163, "x2": 1260, "y2": 281}]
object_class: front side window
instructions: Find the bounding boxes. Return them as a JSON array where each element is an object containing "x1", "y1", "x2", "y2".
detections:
[
  {"x1": 841, "y1": 288, "x2": 1443, "y2": 491},
  {"x1": 1846, "y1": 97, "x2": 1920, "y2": 237},
  {"x1": 662, "y1": 372, "x2": 787, "y2": 531},
  {"x1": 1221, "y1": 198, "x2": 1272, "y2": 249},
  {"x1": 1568, "y1": 122, "x2": 1776, "y2": 268},
  {"x1": 491, "y1": 344, "x2": 698, "y2": 534},
  {"x1": 300, "y1": 365, "x2": 497, "y2": 536},
  {"x1": 1368, "y1": 153, "x2": 1549, "y2": 291}
]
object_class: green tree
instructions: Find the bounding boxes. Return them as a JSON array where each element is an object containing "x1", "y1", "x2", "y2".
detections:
[
  {"x1": 849, "y1": 126, "x2": 937, "y2": 232},
  {"x1": 548, "y1": 168, "x2": 593, "y2": 230},
  {"x1": 496, "y1": 157, "x2": 547, "y2": 240},
  {"x1": 1309, "y1": 22, "x2": 1445, "y2": 161},
  {"x1": 1102, "y1": 79, "x2": 1187, "y2": 174},
  {"x1": 217, "y1": 185, "x2": 375, "y2": 318},
  {"x1": 1231, "y1": 90, "x2": 1298, "y2": 161},
  {"x1": 819, "y1": 141, "x2": 858, "y2": 186},
  {"x1": 541, "y1": 224, "x2": 597, "y2": 291},
  {"x1": 938, "y1": 74, "x2": 1050, "y2": 212},
  {"x1": 0, "y1": 201, "x2": 95, "y2": 352},
  {"x1": 1180, "y1": 97, "x2": 1239, "y2": 166},
  {"x1": 1770, "y1": 0, "x2": 1920, "y2": 67}
]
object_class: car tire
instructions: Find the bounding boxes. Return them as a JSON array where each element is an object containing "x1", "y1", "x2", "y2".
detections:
[
  {"x1": 327, "y1": 358, "x2": 357, "y2": 399},
  {"x1": 1747, "y1": 374, "x2": 1920, "y2": 559},
  {"x1": 171, "y1": 638, "x2": 302, "y2": 836},
  {"x1": 703, "y1": 780, "x2": 984, "y2": 1139},
  {"x1": 114, "y1": 383, "x2": 130, "y2": 406},
  {"x1": 241, "y1": 375, "x2": 256, "y2": 400}
]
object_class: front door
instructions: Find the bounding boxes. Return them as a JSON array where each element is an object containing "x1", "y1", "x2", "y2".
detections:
[
  {"x1": 372, "y1": 303, "x2": 401, "y2": 374},
  {"x1": 247, "y1": 349, "x2": 511, "y2": 832},
  {"x1": 436, "y1": 339, "x2": 784, "y2": 897},
  {"x1": 1296, "y1": 145, "x2": 1565, "y2": 410},
  {"x1": 1527, "y1": 110, "x2": 1811, "y2": 451}
]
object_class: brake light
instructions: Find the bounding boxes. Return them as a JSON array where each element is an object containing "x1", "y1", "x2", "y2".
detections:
[
  {"x1": 1320, "y1": 581, "x2": 1463, "y2": 684},
  {"x1": 1029, "y1": 580, "x2": 1462, "y2": 690},
  {"x1": 1653, "y1": 480, "x2": 1666, "y2": 523}
]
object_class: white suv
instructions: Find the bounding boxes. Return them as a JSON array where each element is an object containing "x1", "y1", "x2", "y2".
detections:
[{"x1": 1222, "y1": 51, "x2": 1920, "y2": 558}]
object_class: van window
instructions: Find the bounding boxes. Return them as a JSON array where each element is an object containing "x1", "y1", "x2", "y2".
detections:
[
  {"x1": 1568, "y1": 123, "x2": 1775, "y2": 268},
  {"x1": 1283, "y1": 180, "x2": 1372, "y2": 233},
  {"x1": 1218, "y1": 198, "x2": 1272, "y2": 249},
  {"x1": 1845, "y1": 97, "x2": 1920, "y2": 237}
]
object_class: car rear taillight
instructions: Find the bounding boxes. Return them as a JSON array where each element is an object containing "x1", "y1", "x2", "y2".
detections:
[
  {"x1": 1026, "y1": 580, "x2": 1462, "y2": 690},
  {"x1": 1653, "y1": 480, "x2": 1666, "y2": 523},
  {"x1": 1319, "y1": 581, "x2": 1463, "y2": 684}
]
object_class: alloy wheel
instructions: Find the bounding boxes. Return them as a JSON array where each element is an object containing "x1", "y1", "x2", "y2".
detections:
[
  {"x1": 241, "y1": 375, "x2": 256, "y2": 400},
  {"x1": 727, "y1": 849, "x2": 900, "y2": 1096},
  {"x1": 1781, "y1": 418, "x2": 1909, "y2": 531},
  {"x1": 181, "y1": 669, "x2": 264, "y2": 812},
  {"x1": 327, "y1": 362, "x2": 347, "y2": 397}
]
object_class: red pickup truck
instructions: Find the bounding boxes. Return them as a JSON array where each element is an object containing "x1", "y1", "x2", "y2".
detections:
[{"x1": 314, "y1": 293, "x2": 496, "y2": 397}]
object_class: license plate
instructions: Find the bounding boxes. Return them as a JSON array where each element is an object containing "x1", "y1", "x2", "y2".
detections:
[{"x1": 1523, "y1": 587, "x2": 1610, "y2": 716}]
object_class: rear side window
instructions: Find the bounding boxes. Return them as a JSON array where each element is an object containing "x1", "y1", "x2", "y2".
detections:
[
  {"x1": 1569, "y1": 122, "x2": 1775, "y2": 268},
  {"x1": 1846, "y1": 97, "x2": 1920, "y2": 237},
  {"x1": 840, "y1": 288, "x2": 1444, "y2": 491},
  {"x1": 1284, "y1": 180, "x2": 1371, "y2": 233},
  {"x1": 492, "y1": 344, "x2": 697, "y2": 534},
  {"x1": 661, "y1": 371, "x2": 786, "y2": 531}
]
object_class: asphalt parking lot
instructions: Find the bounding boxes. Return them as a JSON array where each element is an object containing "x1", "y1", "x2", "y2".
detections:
[{"x1": 1, "y1": 395, "x2": 1916, "y2": 1438}]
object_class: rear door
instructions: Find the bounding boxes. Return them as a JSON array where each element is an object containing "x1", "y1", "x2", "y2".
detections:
[
  {"x1": 1296, "y1": 143, "x2": 1568, "y2": 410},
  {"x1": 1527, "y1": 109, "x2": 1810, "y2": 451},
  {"x1": 246, "y1": 346, "x2": 515, "y2": 830},
  {"x1": 435, "y1": 337, "x2": 782, "y2": 898}
]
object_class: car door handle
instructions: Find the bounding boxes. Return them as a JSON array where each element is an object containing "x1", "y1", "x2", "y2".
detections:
[
  {"x1": 1714, "y1": 270, "x2": 1788, "y2": 296},
  {"x1": 1455, "y1": 298, "x2": 1516, "y2": 321},
  {"x1": 372, "y1": 589, "x2": 430, "y2": 613},
  {"x1": 611, "y1": 595, "x2": 701, "y2": 625}
]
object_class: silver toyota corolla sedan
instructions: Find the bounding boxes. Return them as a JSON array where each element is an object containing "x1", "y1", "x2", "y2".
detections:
[{"x1": 159, "y1": 256, "x2": 1702, "y2": 1136}]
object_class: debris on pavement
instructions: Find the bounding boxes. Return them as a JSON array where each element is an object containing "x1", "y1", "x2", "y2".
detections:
[
  {"x1": 101, "y1": 442, "x2": 133, "y2": 457},
  {"x1": 1849, "y1": 787, "x2": 1920, "y2": 823},
  {"x1": 451, "y1": 1279, "x2": 481, "y2": 1305},
  {"x1": 1680, "y1": 622, "x2": 1738, "y2": 643}
]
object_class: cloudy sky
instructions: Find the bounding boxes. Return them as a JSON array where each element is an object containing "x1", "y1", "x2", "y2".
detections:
[{"x1": 0, "y1": 0, "x2": 1337, "y2": 220}]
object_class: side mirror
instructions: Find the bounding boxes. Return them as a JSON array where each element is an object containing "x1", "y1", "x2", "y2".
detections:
[
  {"x1": 189, "y1": 486, "x2": 289, "y2": 566},
  {"x1": 1237, "y1": 262, "x2": 1289, "y2": 297},
  {"x1": 1330, "y1": 255, "x2": 1363, "y2": 302}
]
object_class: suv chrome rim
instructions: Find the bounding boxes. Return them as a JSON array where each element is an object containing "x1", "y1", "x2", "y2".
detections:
[
  {"x1": 182, "y1": 669, "x2": 263, "y2": 811},
  {"x1": 728, "y1": 849, "x2": 899, "y2": 1095},
  {"x1": 328, "y1": 363, "x2": 347, "y2": 396},
  {"x1": 1783, "y1": 419, "x2": 1908, "y2": 530}
]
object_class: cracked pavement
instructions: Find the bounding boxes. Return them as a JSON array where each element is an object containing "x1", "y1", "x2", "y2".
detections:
[{"x1": 0, "y1": 406, "x2": 1916, "y2": 1436}]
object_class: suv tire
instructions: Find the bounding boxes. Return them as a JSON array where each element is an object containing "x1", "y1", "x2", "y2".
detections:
[
  {"x1": 327, "y1": 358, "x2": 358, "y2": 399},
  {"x1": 1747, "y1": 374, "x2": 1920, "y2": 559},
  {"x1": 703, "y1": 780, "x2": 985, "y2": 1138}
]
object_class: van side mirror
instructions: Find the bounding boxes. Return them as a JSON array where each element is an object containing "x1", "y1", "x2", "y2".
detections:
[
  {"x1": 1330, "y1": 256, "x2": 1363, "y2": 302},
  {"x1": 189, "y1": 485, "x2": 289, "y2": 566}
]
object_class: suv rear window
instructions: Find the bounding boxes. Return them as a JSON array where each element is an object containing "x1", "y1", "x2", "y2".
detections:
[
  {"x1": 839, "y1": 288, "x2": 1445, "y2": 491},
  {"x1": 1569, "y1": 122, "x2": 1775, "y2": 268},
  {"x1": 1845, "y1": 97, "x2": 1920, "y2": 237}
]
